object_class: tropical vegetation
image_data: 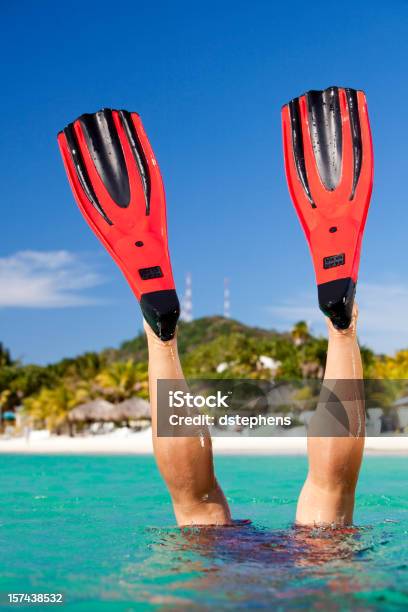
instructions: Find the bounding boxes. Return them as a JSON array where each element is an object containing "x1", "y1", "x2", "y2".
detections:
[{"x1": 0, "y1": 317, "x2": 407, "y2": 432}]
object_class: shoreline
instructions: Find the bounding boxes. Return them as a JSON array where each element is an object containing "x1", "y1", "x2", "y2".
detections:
[{"x1": 1, "y1": 430, "x2": 408, "y2": 455}]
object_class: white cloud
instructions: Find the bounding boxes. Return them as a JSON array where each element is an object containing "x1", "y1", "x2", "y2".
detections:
[
  {"x1": 267, "y1": 281, "x2": 408, "y2": 354},
  {"x1": 0, "y1": 250, "x2": 105, "y2": 308}
]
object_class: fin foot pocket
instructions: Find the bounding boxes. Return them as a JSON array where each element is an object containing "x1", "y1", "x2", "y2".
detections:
[
  {"x1": 140, "y1": 290, "x2": 180, "y2": 341},
  {"x1": 318, "y1": 278, "x2": 356, "y2": 330}
]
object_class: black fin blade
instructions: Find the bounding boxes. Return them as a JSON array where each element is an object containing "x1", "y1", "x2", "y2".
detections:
[
  {"x1": 140, "y1": 290, "x2": 180, "y2": 341},
  {"x1": 288, "y1": 98, "x2": 316, "y2": 207},
  {"x1": 318, "y1": 278, "x2": 356, "y2": 329},
  {"x1": 345, "y1": 88, "x2": 363, "y2": 200},
  {"x1": 119, "y1": 110, "x2": 151, "y2": 215},
  {"x1": 306, "y1": 87, "x2": 342, "y2": 191},
  {"x1": 79, "y1": 109, "x2": 131, "y2": 208},
  {"x1": 63, "y1": 124, "x2": 112, "y2": 225}
]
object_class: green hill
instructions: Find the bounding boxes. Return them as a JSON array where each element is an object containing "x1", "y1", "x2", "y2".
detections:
[
  {"x1": 116, "y1": 316, "x2": 286, "y2": 361},
  {"x1": 0, "y1": 315, "x2": 390, "y2": 423}
]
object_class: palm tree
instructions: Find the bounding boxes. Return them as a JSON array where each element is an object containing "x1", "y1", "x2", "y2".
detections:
[
  {"x1": 291, "y1": 321, "x2": 310, "y2": 346},
  {"x1": 0, "y1": 343, "x2": 13, "y2": 367},
  {"x1": 373, "y1": 350, "x2": 408, "y2": 379},
  {"x1": 0, "y1": 389, "x2": 11, "y2": 426},
  {"x1": 24, "y1": 382, "x2": 91, "y2": 433},
  {"x1": 95, "y1": 360, "x2": 148, "y2": 402}
]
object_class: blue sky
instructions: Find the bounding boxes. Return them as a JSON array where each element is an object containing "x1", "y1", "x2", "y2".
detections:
[{"x1": 1, "y1": 0, "x2": 408, "y2": 363}]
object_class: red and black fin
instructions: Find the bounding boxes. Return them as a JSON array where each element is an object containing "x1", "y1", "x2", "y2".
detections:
[
  {"x1": 282, "y1": 86, "x2": 373, "y2": 329},
  {"x1": 57, "y1": 108, "x2": 180, "y2": 340}
]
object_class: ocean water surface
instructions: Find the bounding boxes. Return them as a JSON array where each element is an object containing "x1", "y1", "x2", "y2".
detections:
[{"x1": 0, "y1": 454, "x2": 407, "y2": 610}]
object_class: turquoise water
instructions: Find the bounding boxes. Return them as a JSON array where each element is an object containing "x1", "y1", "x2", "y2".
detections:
[{"x1": 0, "y1": 455, "x2": 407, "y2": 611}]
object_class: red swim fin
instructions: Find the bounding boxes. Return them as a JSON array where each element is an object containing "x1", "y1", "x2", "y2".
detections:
[
  {"x1": 57, "y1": 109, "x2": 179, "y2": 340},
  {"x1": 282, "y1": 87, "x2": 373, "y2": 329}
]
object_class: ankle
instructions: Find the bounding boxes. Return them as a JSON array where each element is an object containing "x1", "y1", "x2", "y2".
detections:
[{"x1": 144, "y1": 320, "x2": 178, "y2": 349}]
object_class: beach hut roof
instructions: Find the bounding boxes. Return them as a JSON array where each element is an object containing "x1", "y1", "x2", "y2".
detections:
[
  {"x1": 69, "y1": 399, "x2": 115, "y2": 422},
  {"x1": 69, "y1": 397, "x2": 151, "y2": 422},
  {"x1": 114, "y1": 397, "x2": 151, "y2": 420}
]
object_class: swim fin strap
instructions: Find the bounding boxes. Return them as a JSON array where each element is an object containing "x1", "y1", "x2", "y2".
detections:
[
  {"x1": 282, "y1": 87, "x2": 373, "y2": 329},
  {"x1": 58, "y1": 109, "x2": 180, "y2": 340}
]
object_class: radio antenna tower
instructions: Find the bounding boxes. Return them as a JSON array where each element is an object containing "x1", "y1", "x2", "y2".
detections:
[
  {"x1": 181, "y1": 272, "x2": 193, "y2": 322},
  {"x1": 224, "y1": 277, "x2": 230, "y2": 319}
]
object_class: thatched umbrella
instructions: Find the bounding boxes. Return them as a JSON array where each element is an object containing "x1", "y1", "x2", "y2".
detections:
[
  {"x1": 69, "y1": 399, "x2": 115, "y2": 422},
  {"x1": 113, "y1": 397, "x2": 151, "y2": 421}
]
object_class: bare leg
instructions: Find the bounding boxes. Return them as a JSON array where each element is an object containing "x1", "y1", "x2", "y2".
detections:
[
  {"x1": 145, "y1": 322, "x2": 231, "y2": 526},
  {"x1": 296, "y1": 305, "x2": 365, "y2": 526}
]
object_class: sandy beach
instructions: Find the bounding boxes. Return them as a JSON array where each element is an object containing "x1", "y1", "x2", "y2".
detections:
[{"x1": 1, "y1": 429, "x2": 408, "y2": 455}]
